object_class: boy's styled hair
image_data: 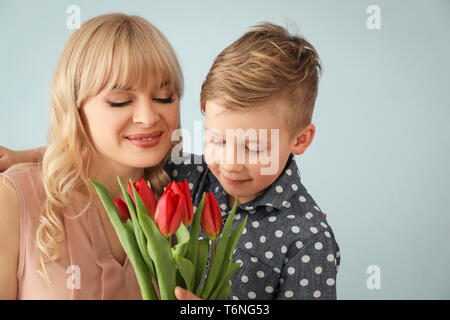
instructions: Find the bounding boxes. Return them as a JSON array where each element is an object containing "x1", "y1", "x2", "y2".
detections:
[{"x1": 200, "y1": 22, "x2": 321, "y2": 136}]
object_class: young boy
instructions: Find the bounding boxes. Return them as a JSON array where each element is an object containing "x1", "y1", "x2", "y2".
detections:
[
  {"x1": 169, "y1": 22, "x2": 340, "y2": 300},
  {"x1": 1, "y1": 23, "x2": 340, "y2": 300}
]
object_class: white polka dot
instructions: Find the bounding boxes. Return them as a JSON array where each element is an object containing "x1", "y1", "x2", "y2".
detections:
[
  {"x1": 266, "y1": 206, "x2": 274, "y2": 213},
  {"x1": 327, "y1": 254, "x2": 335, "y2": 262},
  {"x1": 252, "y1": 221, "x2": 259, "y2": 228},
  {"x1": 313, "y1": 290, "x2": 321, "y2": 298},
  {"x1": 282, "y1": 201, "x2": 291, "y2": 208},
  {"x1": 276, "y1": 186, "x2": 283, "y2": 193},
  {"x1": 235, "y1": 213, "x2": 241, "y2": 220},
  {"x1": 314, "y1": 242, "x2": 323, "y2": 250},
  {"x1": 245, "y1": 242, "x2": 253, "y2": 249},
  {"x1": 296, "y1": 241, "x2": 303, "y2": 249},
  {"x1": 324, "y1": 231, "x2": 331, "y2": 238},
  {"x1": 301, "y1": 255, "x2": 310, "y2": 263},
  {"x1": 320, "y1": 222, "x2": 328, "y2": 228},
  {"x1": 220, "y1": 203, "x2": 227, "y2": 210},
  {"x1": 265, "y1": 286, "x2": 274, "y2": 293},
  {"x1": 281, "y1": 245, "x2": 287, "y2": 253},
  {"x1": 287, "y1": 267, "x2": 295, "y2": 275},
  {"x1": 314, "y1": 266, "x2": 323, "y2": 274},
  {"x1": 285, "y1": 169, "x2": 292, "y2": 176},
  {"x1": 265, "y1": 251, "x2": 273, "y2": 259},
  {"x1": 287, "y1": 214, "x2": 295, "y2": 219},
  {"x1": 285, "y1": 290, "x2": 294, "y2": 298},
  {"x1": 291, "y1": 183, "x2": 298, "y2": 191},
  {"x1": 242, "y1": 228, "x2": 247, "y2": 234},
  {"x1": 188, "y1": 183, "x2": 193, "y2": 190},
  {"x1": 314, "y1": 205, "x2": 321, "y2": 211},
  {"x1": 268, "y1": 216, "x2": 276, "y2": 222},
  {"x1": 291, "y1": 226, "x2": 300, "y2": 233},
  {"x1": 256, "y1": 271, "x2": 265, "y2": 278},
  {"x1": 275, "y1": 230, "x2": 283, "y2": 238},
  {"x1": 300, "y1": 279, "x2": 308, "y2": 286},
  {"x1": 232, "y1": 296, "x2": 239, "y2": 300},
  {"x1": 326, "y1": 278, "x2": 335, "y2": 286},
  {"x1": 259, "y1": 236, "x2": 266, "y2": 243},
  {"x1": 236, "y1": 259, "x2": 243, "y2": 266},
  {"x1": 336, "y1": 251, "x2": 341, "y2": 258},
  {"x1": 305, "y1": 212, "x2": 313, "y2": 219},
  {"x1": 241, "y1": 275, "x2": 248, "y2": 283},
  {"x1": 250, "y1": 257, "x2": 258, "y2": 263},
  {"x1": 249, "y1": 209, "x2": 256, "y2": 214},
  {"x1": 310, "y1": 227, "x2": 318, "y2": 234},
  {"x1": 299, "y1": 195, "x2": 307, "y2": 202},
  {"x1": 274, "y1": 267, "x2": 281, "y2": 274},
  {"x1": 196, "y1": 165, "x2": 204, "y2": 172},
  {"x1": 172, "y1": 169, "x2": 178, "y2": 177},
  {"x1": 248, "y1": 291, "x2": 256, "y2": 299}
]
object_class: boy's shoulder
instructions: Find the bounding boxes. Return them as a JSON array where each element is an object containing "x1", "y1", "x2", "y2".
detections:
[
  {"x1": 245, "y1": 154, "x2": 332, "y2": 241},
  {"x1": 164, "y1": 152, "x2": 206, "y2": 180}
]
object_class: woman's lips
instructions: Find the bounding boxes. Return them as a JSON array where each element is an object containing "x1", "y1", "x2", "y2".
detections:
[
  {"x1": 223, "y1": 175, "x2": 250, "y2": 185},
  {"x1": 125, "y1": 131, "x2": 163, "y2": 148}
]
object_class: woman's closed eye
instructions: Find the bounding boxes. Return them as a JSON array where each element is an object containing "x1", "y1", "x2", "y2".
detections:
[
  {"x1": 153, "y1": 97, "x2": 174, "y2": 104},
  {"x1": 107, "y1": 97, "x2": 174, "y2": 107},
  {"x1": 108, "y1": 100, "x2": 132, "y2": 107}
]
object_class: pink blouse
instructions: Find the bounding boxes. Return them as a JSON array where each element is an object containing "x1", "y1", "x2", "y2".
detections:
[{"x1": 1, "y1": 166, "x2": 142, "y2": 299}]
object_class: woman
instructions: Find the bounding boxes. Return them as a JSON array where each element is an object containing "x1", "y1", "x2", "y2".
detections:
[{"x1": 0, "y1": 13, "x2": 184, "y2": 299}]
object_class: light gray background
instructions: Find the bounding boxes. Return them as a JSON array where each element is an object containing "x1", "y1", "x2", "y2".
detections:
[{"x1": 1, "y1": 0, "x2": 449, "y2": 299}]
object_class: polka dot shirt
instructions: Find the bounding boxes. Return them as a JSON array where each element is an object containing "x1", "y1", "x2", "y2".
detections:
[{"x1": 165, "y1": 153, "x2": 341, "y2": 300}]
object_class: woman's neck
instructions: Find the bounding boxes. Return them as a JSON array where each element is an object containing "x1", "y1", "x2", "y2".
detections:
[{"x1": 87, "y1": 155, "x2": 146, "y2": 201}]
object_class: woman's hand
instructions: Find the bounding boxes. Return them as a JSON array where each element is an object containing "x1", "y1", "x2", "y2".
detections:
[{"x1": 174, "y1": 286, "x2": 202, "y2": 300}]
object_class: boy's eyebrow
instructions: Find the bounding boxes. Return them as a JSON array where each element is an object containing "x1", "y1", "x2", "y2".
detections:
[{"x1": 205, "y1": 126, "x2": 272, "y2": 145}]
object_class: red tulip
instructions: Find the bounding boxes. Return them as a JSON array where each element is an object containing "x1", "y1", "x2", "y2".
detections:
[
  {"x1": 154, "y1": 188, "x2": 187, "y2": 237},
  {"x1": 166, "y1": 180, "x2": 194, "y2": 226},
  {"x1": 114, "y1": 198, "x2": 131, "y2": 221},
  {"x1": 127, "y1": 178, "x2": 157, "y2": 219},
  {"x1": 201, "y1": 193, "x2": 223, "y2": 240}
]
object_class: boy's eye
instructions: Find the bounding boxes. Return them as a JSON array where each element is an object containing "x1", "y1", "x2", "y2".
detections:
[{"x1": 108, "y1": 100, "x2": 132, "y2": 107}]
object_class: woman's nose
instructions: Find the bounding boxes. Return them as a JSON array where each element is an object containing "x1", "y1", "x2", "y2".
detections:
[{"x1": 132, "y1": 99, "x2": 160, "y2": 127}]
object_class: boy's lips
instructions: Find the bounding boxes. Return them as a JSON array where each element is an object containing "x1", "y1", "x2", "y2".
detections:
[{"x1": 223, "y1": 175, "x2": 251, "y2": 185}]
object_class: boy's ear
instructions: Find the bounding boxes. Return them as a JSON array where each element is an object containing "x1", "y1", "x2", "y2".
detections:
[{"x1": 291, "y1": 124, "x2": 315, "y2": 155}]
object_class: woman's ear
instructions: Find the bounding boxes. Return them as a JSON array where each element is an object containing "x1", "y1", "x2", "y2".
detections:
[{"x1": 291, "y1": 124, "x2": 315, "y2": 155}]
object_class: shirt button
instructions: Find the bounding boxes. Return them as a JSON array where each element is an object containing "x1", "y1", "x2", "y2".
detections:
[{"x1": 222, "y1": 217, "x2": 227, "y2": 224}]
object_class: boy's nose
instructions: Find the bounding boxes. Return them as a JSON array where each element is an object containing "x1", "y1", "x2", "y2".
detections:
[
  {"x1": 132, "y1": 100, "x2": 160, "y2": 127},
  {"x1": 221, "y1": 144, "x2": 245, "y2": 172}
]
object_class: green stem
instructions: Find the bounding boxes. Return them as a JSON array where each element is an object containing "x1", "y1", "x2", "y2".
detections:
[{"x1": 211, "y1": 239, "x2": 216, "y2": 260}]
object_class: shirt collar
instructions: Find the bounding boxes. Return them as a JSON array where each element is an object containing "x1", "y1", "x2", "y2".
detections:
[{"x1": 207, "y1": 153, "x2": 301, "y2": 213}]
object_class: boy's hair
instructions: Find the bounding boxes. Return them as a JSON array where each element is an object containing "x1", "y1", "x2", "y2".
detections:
[{"x1": 200, "y1": 22, "x2": 322, "y2": 136}]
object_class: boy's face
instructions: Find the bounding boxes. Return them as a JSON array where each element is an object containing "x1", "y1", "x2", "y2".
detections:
[{"x1": 204, "y1": 99, "x2": 314, "y2": 205}]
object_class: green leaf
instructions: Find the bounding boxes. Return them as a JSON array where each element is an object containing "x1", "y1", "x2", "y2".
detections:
[
  {"x1": 186, "y1": 193, "x2": 206, "y2": 269},
  {"x1": 131, "y1": 181, "x2": 177, "y2": 300},
  {"x1": 172, "y1": 223, "x2": 190, "y2": 258},
  {"x1": 90, "y1": 179, "x2": 158, "y2": 300},
  {"x1": 194, "y1": 238, "x2": 209, "y2": 295},
  {"x1": 201, "y1": 196, "x2": 238, "y2": 299},
  {"x1": 117, "y1": 177, "x2": 156, "y2": 278},
  {"x1": 174, "y1": 254, "x2": 195, "y2": 292},
  {"x1": 211, "y1": 262, "x2": 241, "y2": 300}
]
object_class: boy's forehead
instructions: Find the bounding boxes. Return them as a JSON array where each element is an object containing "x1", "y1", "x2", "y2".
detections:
[{"x1": 204, "y1": 99, "x2": 289, "y2": 130}]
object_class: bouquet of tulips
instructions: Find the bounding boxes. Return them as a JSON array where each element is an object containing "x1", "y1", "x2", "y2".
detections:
[{"x1": 90, "y1": 177, "x2": 247, "y2": 300}]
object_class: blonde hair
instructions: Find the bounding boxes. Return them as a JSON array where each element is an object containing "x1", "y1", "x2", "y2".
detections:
[
  {"x1": 200, "y1": 22, "x2": 321, "y2": 136},
  {"x1": 37, "y1": 13, "x2": 184, "y2": 285}
]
